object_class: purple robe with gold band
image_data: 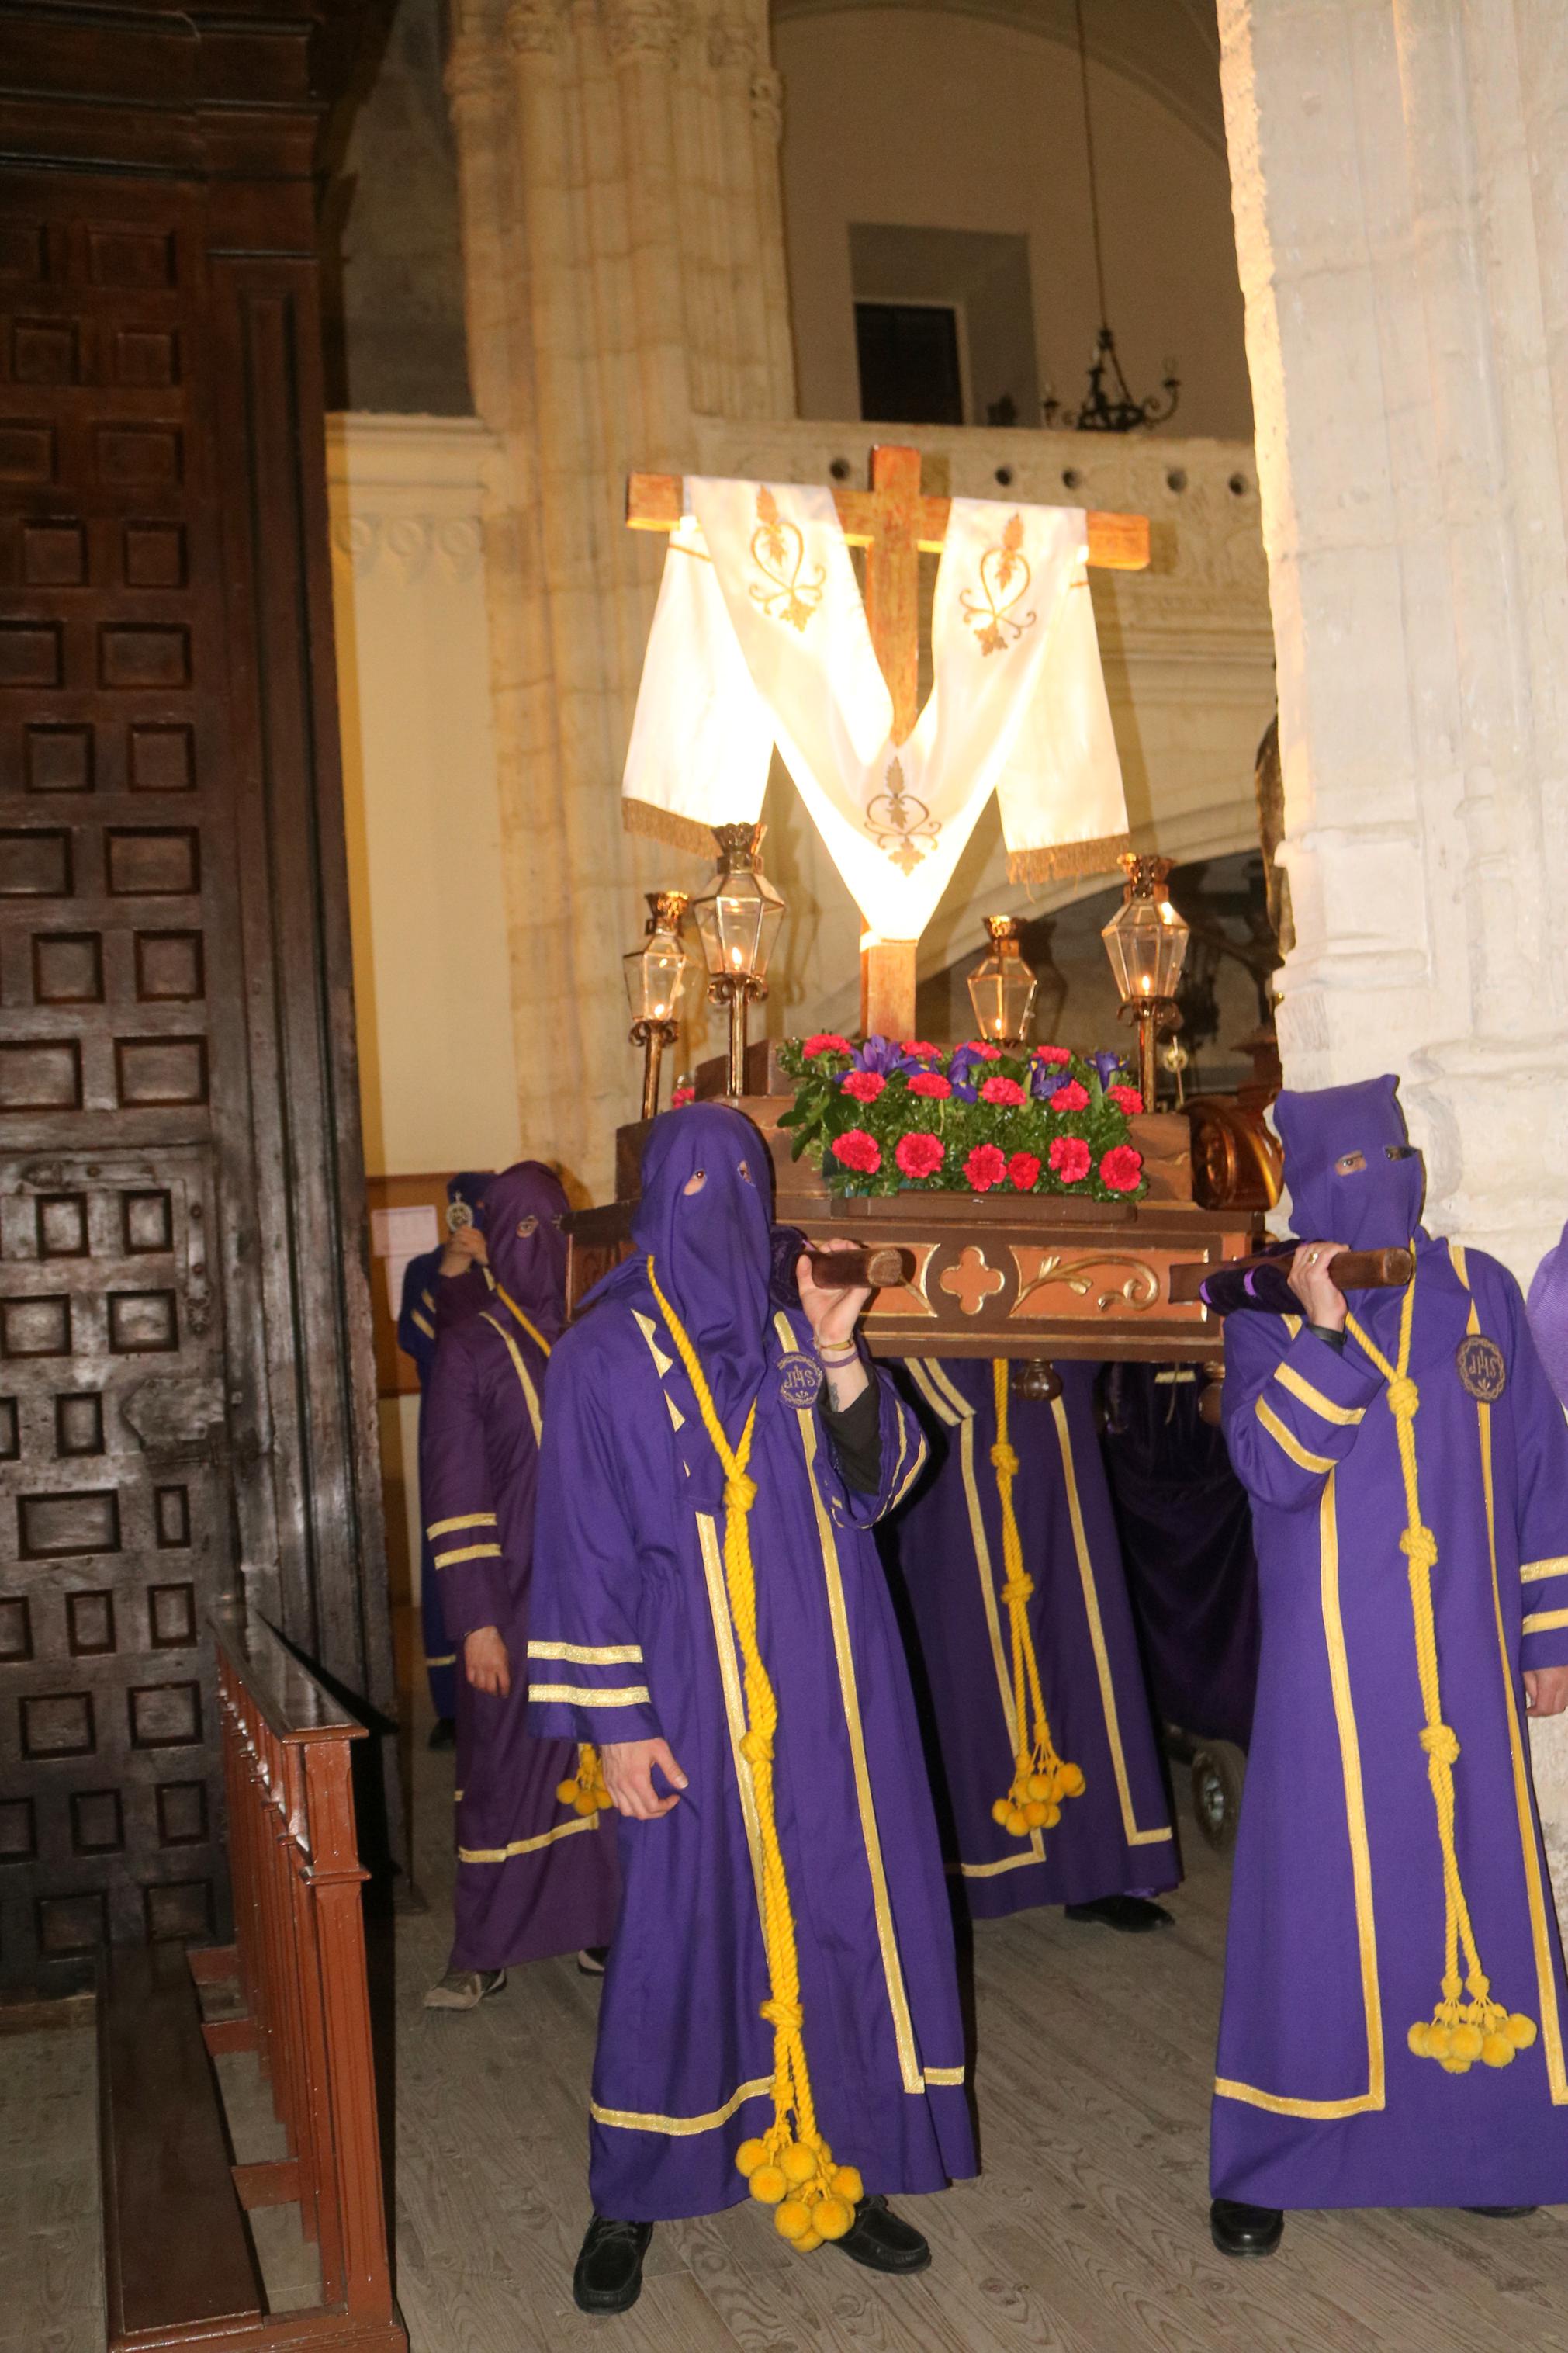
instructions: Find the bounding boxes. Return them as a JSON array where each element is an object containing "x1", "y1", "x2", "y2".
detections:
[
  {"x1": 1213, "y1": 1079, "x2": 1568, "y2": 2212},
  {"x1": 528, "y1": 1107, "x2": 975, "y2": 2225},
  {"x1": 421, "y1": 1167, "x2": 619, "y2": 1973},
  {"x1": 881, "y1": 1359, "x2": 1178, "y2": 1918}
]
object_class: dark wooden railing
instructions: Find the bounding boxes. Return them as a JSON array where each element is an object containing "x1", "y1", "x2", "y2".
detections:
[{"x1": 100, "y1": 1610, "x2": 405, "y2": 2352}]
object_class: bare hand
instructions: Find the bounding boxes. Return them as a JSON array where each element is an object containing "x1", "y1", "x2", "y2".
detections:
[
  {"x1": 796, "y1": 1239, "x2": 871, "y2": 1347},
  {"x1": 1288, "y1": 1241, "x2": 1348, "y2": 1333},
  {"x1": 463, "y1": 1625, "x2": 511, "y2": 1697},
  {"x1": 440, "y1": 1227, "x2": 488, "y2": 1277},
  {"x1": 601, "y1": 1738, "x2": 688, "y2": 1819},
  {"x1": 1525, "y1": 1667, "x2": 1568, "y2": 1717}
]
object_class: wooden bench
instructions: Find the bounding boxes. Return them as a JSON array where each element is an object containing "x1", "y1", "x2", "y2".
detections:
[{"x1": 98, "y1": 1610, "x2": 405, "y2": 2353}]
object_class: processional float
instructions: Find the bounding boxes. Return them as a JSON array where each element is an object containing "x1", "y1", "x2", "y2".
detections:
[{"x1": 569, "y1": 445, "x2": 1269, "y2": 1364}]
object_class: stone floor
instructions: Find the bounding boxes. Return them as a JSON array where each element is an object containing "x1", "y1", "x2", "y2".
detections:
[{"x1": 10, "y1": 1649, "x2": 1568, "y2": 2352}]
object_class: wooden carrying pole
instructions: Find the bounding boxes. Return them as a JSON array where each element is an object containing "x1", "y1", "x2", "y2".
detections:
[{"x1": 626, "y1": 446, "x2": 1151, "y2": 1041}]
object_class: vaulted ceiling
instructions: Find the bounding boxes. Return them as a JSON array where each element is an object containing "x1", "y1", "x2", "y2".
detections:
[{"x1": 767, "y1": 0, "x2": 1227, "y2": 157}]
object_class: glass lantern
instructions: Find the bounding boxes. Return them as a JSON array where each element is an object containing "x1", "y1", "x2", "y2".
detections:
[
  {"x1": 622, "y1": 890, "x2": 688, "y2": 1119},
  {"x1": 692, "y1": 823, "x2": 787, "y2": 1095},
  {"x1": 1100, "y1": 854, "x2": 1190, "y2": 1108},
  {"x1": 622, "y1": 891, "x2": 689, "y2": 1024},
  {"x1": 691, "y1": 823, "x2": 786, "y2": 987},
  {"x1": 966, "y1": 916, "x2": 1039, "y2": 1047}
]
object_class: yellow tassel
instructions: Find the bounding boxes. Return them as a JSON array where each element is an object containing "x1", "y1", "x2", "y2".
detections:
[
  {"x1": 1481, "y1": 2033, "x2": 1515, "y2": 2068},
  {"x1": 1407, "y1": 2022, "x2": 1431, "y2": 2057},
  {"x1": 832, "y1": 2164, "x2": 864, "y2": 2203},
  {"x1": 1507, "y1": 2014, "x2": 1538, "y2": 2048},
  {"x1": 1350, "y1": 1277, "x2": 1532, "y2": 2078},
  {"x1": 815, "y1": 2196, "x2": 854, "y2": 2240},
  {"x1": 648, "y1": 1259, "x2": 850, "y2": 2258},
  {"x1": 989, "y1": 1363, "x2": 1085, "y2": 1843},
  {"x1": 556, "y1": 1743, "x2": 614, "y2": 1817}
]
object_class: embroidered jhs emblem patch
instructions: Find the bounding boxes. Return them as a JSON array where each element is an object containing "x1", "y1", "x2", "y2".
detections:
[
  {"x1": 777, "y1": 1356, "x2": 824, "y2": 1410},
  {"x1": 1455, "y1": 1335, "x2": 1507, "y2": 1402}
]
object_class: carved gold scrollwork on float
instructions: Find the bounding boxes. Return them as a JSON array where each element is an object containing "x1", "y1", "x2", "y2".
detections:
[
  {"x1": 1010, "y1": 1249, "x2": 1161, "y2": 1317},
  {"x1": 864, "y1": 754, "x2": 940, "y2": 875},
  {"x1": 748, "y1": 487, "x2": 824, "y2": 632},
  {"x1": 959, "y1": 512, "x2": 1037, "y2": 656}
]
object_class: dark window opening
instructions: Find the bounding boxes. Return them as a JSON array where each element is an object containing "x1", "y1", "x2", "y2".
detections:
[{"x1": 854, "y1": 302, "x2": 964, "y2": 427}]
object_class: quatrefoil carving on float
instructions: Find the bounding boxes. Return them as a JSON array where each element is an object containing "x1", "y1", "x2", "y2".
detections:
[{"x1": 937, "y1": 1246, "x2": 1008, "y2": 1317}]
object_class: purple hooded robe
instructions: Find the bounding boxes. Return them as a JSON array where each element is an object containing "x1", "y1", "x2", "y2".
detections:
[
  {"x1": 1212, "y1": 1077, "x2": 1568, "y2": 2211},
  {"x1": 528, "y1": 1106, "x2": 975, "y2": 2223},
  {"x1": 420, "y1": 1162, "x2": 620, "y2": 1971},
  {"x1": 881, "y1": 1359, "x2": 1177, "y2": 1917}
]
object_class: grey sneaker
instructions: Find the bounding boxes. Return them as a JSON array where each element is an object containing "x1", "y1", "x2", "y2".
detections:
[{"x1": 424, "y1": 1967, "x2": 507, "y2": 2011}]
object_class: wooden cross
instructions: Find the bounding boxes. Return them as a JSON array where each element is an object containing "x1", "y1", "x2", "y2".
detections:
[{"x1": 626, "y1": 443, "x2": 1151, "y2": 1038}]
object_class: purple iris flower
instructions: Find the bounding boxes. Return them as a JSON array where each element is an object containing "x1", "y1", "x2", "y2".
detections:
[
  {"x1": 1030, "y1": 1062, "x2": 1070, "y2": 1104},
  {"x1": 854, "y1": 1034, "x2": 921, "y2": 1080},
  {"x1": 947, "y1": 1044, "x2": 988, "y2": 1103},
  {"x1": 1090, "y1": 1049, "x2": 1128, "y2": 1090}
]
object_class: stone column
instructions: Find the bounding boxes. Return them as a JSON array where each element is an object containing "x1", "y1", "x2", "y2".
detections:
[
  {"x1": 1220, "y1": 0, "x2": 1568, "y2": 1881},
  {"x1": 446, "y1": 0, "x2": 794, "y2": 1194}
]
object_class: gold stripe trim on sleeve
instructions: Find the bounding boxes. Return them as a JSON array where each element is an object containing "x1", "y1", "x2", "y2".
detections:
[
  {"x1": 1523, "y1": 1609, "x2": 1568, "y2": 1636},
  {"x1": 922, "y1": 2066, "x2": 966, "y2": 2086},
  {"x1": 1255, "y1": 1395, "x2": 1337, "y2": 1473},
  {"x1": 1217, "y1": 1470, "x2": 1385, "y2": 2119},
  {"x1": 434, "y1": 1542, "x2": 503, "y2": 1568},
  {"x1": 411, "y1": 1310, "x2": 435, "y2": 1340},
  {"x1": 1522, "y1": 1558, "x2": 1568, "y2": 1585},
  {"x1": 1273, "y1": 1360, "x2": 1366, "y2": 1426},
  {"x1": 528, "y1": 1682, "x2": 652, "y2": 1707},
  {"x1": 427, "y1": 1513, "x2": 498, "y2": 1538},
  {"x1": 905, "y1": 1359, "x2": 960, "y2": 1428},
  {"x1": 526, "y1": 1641, "x2": 645, "y2": 1665},
  {"x1": 481, "y1": 1312, "x2": 543, "y2": 1443},
  {"x1": 1463, "y1": 1267, "x2": 1568, "y2": 2102},
  {"x1": 1050, "y1": 1392, "x2": 1173, "y2": 1849},
  {"x1": 424, "y1": 1653, "x2": 457, "y2": 1669},
  {"x1": 590, "y1": 2078, "x2": 772, "y2": 2135},
  {"x1": 459, "y1": 1814, "x2": 599, "y2": 1863}
]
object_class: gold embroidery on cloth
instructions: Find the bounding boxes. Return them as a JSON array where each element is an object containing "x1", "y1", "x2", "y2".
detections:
[
  {"x1": 959, "y1": 513, "x2": 1037, "y2": 655},
  {"x1": 749, "y1": 487, "x2": 824, "y2": 632},
  {"x1": 864, "y1": 754, "x2": 940, "y2": 875}
]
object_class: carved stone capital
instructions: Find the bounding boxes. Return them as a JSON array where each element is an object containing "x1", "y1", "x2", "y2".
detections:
[
  {"x1": 604, "y1": 0, "x2": 684, "y2": 61},
  {"x1": 706, "y1": 13, "x2": 757, "y2": 70},
  {"x1": 445, "y1": 30, "x2": 507, "y2": 106},
  {"x1": 505, "y1": 0, "x2": 569, "y2": 55},
  {"x1": 749, "y1": 66, "x2": 783, "y2": 139}
]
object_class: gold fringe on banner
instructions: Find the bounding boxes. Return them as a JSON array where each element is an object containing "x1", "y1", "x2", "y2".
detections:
[
  {"x1": 621, "y1": 797, "x2": 725, "y2": 857},
  {"x1": 1005, "y1": 831, "x2": 1134, "y2": 888}
]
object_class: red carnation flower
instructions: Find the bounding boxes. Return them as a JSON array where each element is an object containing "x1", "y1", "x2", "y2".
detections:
[
  {"x1": 1108, "y1": 1083, "x2": 1144, "y2": 1117},
  {"x1": 841, "y1": 1069, "x2": 885, "y2": 1104},
  {"x1": 907, "y1": 1071, "x2": 951, "y2": 1100},
  {"x1": 1099, "y1": 1144, "x2": 1144, "y2": 1194},
  {"x1": 804, "y1": 1032, "x2": 853, "y2": 1059},
  {"x1": 671, "y1": 1086, "x2": 695, "y2": 1107},
  {"x1": 902, "y1": 1039, "x2": 943, "y2": 1060},
  {"x1": 895, "y1": 1131, "x2": 945, "y2": 1181},
  {"x1": 1034, "y1": 1043, "x2": 1072, "y2": 1066},
  {"x1": 1050, "y1": 1079, "x2": 1089, "y2": 1112},
  {"x1": 1007, "y1": 1151, "x2": 1041, "y2": 1191},
  {"x1": 831, "y1": 1129, "x2": 881, "y2": 1175},
  {"x1": 964, "y1": 1142, "x2": 1008, "y2": 1193},
  {"x1": 979, "y1": 1075, "x2": 1026, "y2": 1107},
  {"x1": 964, "y1": 1041, "x2": 1003, "y2": 1061},
  {"x1": 1048, "y1": 1135, "x2": 1091, "y2": 1183}
]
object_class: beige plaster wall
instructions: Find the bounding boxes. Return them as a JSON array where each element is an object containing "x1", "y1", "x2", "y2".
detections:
[
  {"x1": 327, "y1": 413, "x2": 523, "y2": 1181},
  {"x1": 774, "y1": 9, "x2": 1254, "y2": 443}
]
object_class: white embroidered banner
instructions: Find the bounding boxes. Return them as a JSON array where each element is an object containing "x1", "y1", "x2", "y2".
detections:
[{"x1": 622, "y1": 480, "x2": 1128, "y2": 941}]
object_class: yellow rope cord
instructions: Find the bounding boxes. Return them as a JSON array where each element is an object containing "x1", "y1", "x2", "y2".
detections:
[
  {"x1": 646, "y1": 1257, "x2": 862, "y2": 2250},
  {"x1": 496, "y1": 1283, "x2": 553, "y2": 1357},
  {"x1": 1345, "y1": 1270, "x2": 1535, "y2": 2074},
  {"x1": 988, "y1": 1362, "x2": 1085, "y2": 1841}
]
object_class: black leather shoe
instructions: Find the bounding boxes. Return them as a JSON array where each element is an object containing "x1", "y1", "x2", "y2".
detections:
[
  {"x1": 1210, "y1": 2199, "x2": 1283, "y2": 2258},
  {"x1": 1064, "y1": 1896, "x2": 1175, "y2": 1935},
  {"x1": 1465, "y1": 2206, "x2": 1537, "y2": 2217},
  {"x1": 573, "y1": 2215, "x2": 654, "y2": 2313},
  {"x1": 832, "y1": 2195, "x2": 931, "y2": 2274},
  {"x1": 428, "y1": 1717, "x2": 457, "y2": 1751}
]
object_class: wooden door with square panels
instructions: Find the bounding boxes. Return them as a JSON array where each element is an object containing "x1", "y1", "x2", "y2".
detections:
[
  {"x1": 0, "y1": 1150, "x2": 228, "y2": 1974},
  {"x1": 0, "y1": 2, "x2": 398, "y2": 1994}
]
